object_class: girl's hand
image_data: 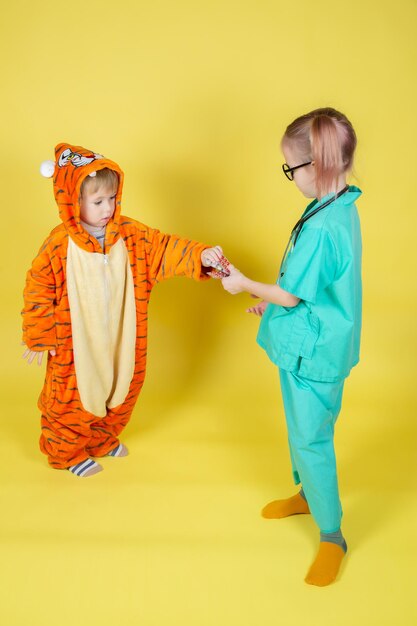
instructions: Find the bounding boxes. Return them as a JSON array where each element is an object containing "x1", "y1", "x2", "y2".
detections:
[
  {"x1": 22, "y1": 344, "x2": 56, "y2": 366},
  {"x1": 201, "y1": 246, "x2": 224, "y2": 270},
  {"x1": 246, "y1": 299, "x2": 268, "y2": 316},
  {"x1": 221, "y1": 265, "x2": 246, "y2": 294}
]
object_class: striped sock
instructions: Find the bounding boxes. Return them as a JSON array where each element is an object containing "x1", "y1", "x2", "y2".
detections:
[
  {"x1": 107, "y1": 443, "x2": 128, "y2": 457},
  {"x1": 68, "y1": 458, "x2": 103, "y2": 477}
]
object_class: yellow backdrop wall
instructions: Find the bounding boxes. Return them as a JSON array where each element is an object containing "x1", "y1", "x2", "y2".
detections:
[{"x1": 1, "y1": 1, "x2": 416, "y2": 625}]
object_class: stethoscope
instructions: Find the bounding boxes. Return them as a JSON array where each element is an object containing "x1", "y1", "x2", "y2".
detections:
[{"x1": 279, "y1": 184, "x2": 349, "y2": 276}]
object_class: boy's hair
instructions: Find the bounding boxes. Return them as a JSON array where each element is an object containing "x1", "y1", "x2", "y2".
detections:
[
  {"x1": 80, "y1": 167, "x2": 119, "y2": 196},
  {"x1": 282, "y1": 107, "x2": 357, "y2": 197}
]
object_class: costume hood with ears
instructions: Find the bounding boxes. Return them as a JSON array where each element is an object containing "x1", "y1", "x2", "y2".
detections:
[{"x1": 40, "y1": 143, "x2": 124, "y2": 253}]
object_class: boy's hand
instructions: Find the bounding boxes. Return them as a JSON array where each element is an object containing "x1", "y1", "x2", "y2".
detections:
[
  {"x1": 202, "y1": 246, "x2": 232, "y2": 278},
  {"x1": 22, "y1": 344, "x2": 56, "y2": 366},
  {"x1": 201, "y1": 246, "x2": 225, "y2": 271},
  {"x1": 221, "y1": 265, "x2": 246, "y2": 294},
  {"x1": 246, "y1": 299, "x2": 268, "y2": 316}
]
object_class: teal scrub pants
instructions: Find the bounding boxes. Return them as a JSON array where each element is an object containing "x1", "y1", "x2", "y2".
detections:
[{"x1": 279, "y1": 369, "x2": 345, "y2": 533}]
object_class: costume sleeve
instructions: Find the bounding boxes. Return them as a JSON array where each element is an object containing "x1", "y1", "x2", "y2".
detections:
[
  {"x1": 144, "y1": 226, "x2": 211, "y2": 287},
  {"x1": 22, "y1": 241, "x2": 57, "y2": 351},
  {"x1": 279, "y1": 226, "x2": 338, "y2": 304}
]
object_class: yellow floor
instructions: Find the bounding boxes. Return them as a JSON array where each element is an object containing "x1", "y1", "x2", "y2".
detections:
[{"x1": 1, "y1": 296, "x2": 416, "y2": 626}]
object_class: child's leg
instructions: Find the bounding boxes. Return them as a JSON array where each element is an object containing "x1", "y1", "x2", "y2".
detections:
[
  {"x1": 38, "y1": 347, "x2": 145, "y2": 470},
  {"x1": 40, "y1": 413, "x2": 94, "y2": 469},
  {"x1": 40, "y1": 414, "x2": 103, "y2": 476},
  {"x1": 279, "y1": 369, "x2": 344, "y2": 533},
  {"x1": 85, "y1": 427, "x2": 122, "y2": 458},
  {"x1": 279, "y1": 369, "x2": 347, "y2": 585},
  {"x1": 262, "y1": 439, "x2": 310, "y2": 518},
  {"x1": 40, "y1": 409, "x2": 128, "y2": 475},
  {"x1": 85, "y1": 406, "x2": 133, "y2": 458}
]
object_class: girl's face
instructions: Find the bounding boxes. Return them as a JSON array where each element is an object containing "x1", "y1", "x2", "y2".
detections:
[
  {"x1": 282, "y1": 142, "x2": 317, "y2": 199},
  {"x1": 79, "y1": 184, "x2": 117, "y2": 228}
]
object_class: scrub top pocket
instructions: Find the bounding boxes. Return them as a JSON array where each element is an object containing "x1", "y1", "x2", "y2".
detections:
[
  {"x1": 298, "y1": 309, "x2": 320, "y2": 359},
  {"x1": 257, "y1": 302, "x2": 320, "y2": 371}
]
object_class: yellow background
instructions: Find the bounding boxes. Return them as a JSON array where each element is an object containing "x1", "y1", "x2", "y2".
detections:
[{"x1": 1, "y1": 0, "x2": 416, "y2": 624}]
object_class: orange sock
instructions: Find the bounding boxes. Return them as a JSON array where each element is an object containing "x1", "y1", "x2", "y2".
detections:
[
  {"x1": 261, "y1": 492, "x2": 310, "y2": 519},
  {"x1": 305, "y1": 542, "x2": 346, "y2": 587}
]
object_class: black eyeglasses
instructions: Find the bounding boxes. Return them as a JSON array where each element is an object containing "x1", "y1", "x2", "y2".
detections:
[{"x1": 282, "y1": 161, "x2": 312, "y2": 181}]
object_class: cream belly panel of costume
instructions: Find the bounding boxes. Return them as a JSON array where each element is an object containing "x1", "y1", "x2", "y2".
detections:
[{"x1": 66, "y1": 237, "x2": 136, "y2": 417}]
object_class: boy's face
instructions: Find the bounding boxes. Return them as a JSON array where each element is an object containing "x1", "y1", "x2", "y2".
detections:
[{"x1": 79, "y1": 184, "x2": 117, "y2": 228}]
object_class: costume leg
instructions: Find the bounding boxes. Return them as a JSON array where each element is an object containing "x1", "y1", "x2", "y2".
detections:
[
  {"x1": 86, "y1": 376, "x2": 146, "y2": 457},
  {"x1": 39, "y1": 346, "x2": 146, "y2": 468},
  {"x1": 39, "y1": 413, "x2": 93, "y2": 469},
  {"x1": 38, "y1": 349, "x2": 99, "y2": 468},
  {"x1": 40, "y1": 405, "x2": 133, "y2": 466},
  {"x1": 279, "y1": 369, "x2": 345, "y2": 533},
  {"x1": 86, "y1": 410, "x2": 132, "y2": 457}
]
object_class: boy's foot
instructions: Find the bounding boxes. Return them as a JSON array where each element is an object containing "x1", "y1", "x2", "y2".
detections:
[
  {"x1": 68, "y1": 458, "x2": 103, "y2": 477},
  {"x1": 261, "y1": 492, "x2": 310, "y2": 518},
  {"x1": 304, "y1": 541, "x2": 347, "y2": 587},
  {"x1": 107, "y1": 443, "x2": 128, "y2": 457}
]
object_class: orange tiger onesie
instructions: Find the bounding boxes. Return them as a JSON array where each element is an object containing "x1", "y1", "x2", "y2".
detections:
[{"x1": 22, "y1": 143, "x2": 211, "y2": 469}]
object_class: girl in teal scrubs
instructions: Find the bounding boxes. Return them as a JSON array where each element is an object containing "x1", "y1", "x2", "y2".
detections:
[{"x1": 221, "y1": 107, "x2": 362, "y2": 586}]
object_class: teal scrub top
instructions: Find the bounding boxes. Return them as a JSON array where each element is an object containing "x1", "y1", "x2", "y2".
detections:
[{"x1": 257, "y1": 186, "x2": 362, "y2": 382}]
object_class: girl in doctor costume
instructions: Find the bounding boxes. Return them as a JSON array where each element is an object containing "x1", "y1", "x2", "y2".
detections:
[{"x1": 222, "y1": 107, "x2": 362, "y2": 586}]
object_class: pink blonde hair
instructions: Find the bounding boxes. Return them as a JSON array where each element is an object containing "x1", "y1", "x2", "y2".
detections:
[{"x1": 282, "y1": 107, "x2": 357, "y2": 197}]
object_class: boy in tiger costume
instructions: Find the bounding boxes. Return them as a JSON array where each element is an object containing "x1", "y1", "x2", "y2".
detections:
[{"x1": 22, "y1": 143, "x2": 225, "y2": 477}]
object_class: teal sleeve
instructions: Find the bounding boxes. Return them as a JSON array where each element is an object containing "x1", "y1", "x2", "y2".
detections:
[{"x1": 279, "y1": 226, "x2": 337, "y2": 304}]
